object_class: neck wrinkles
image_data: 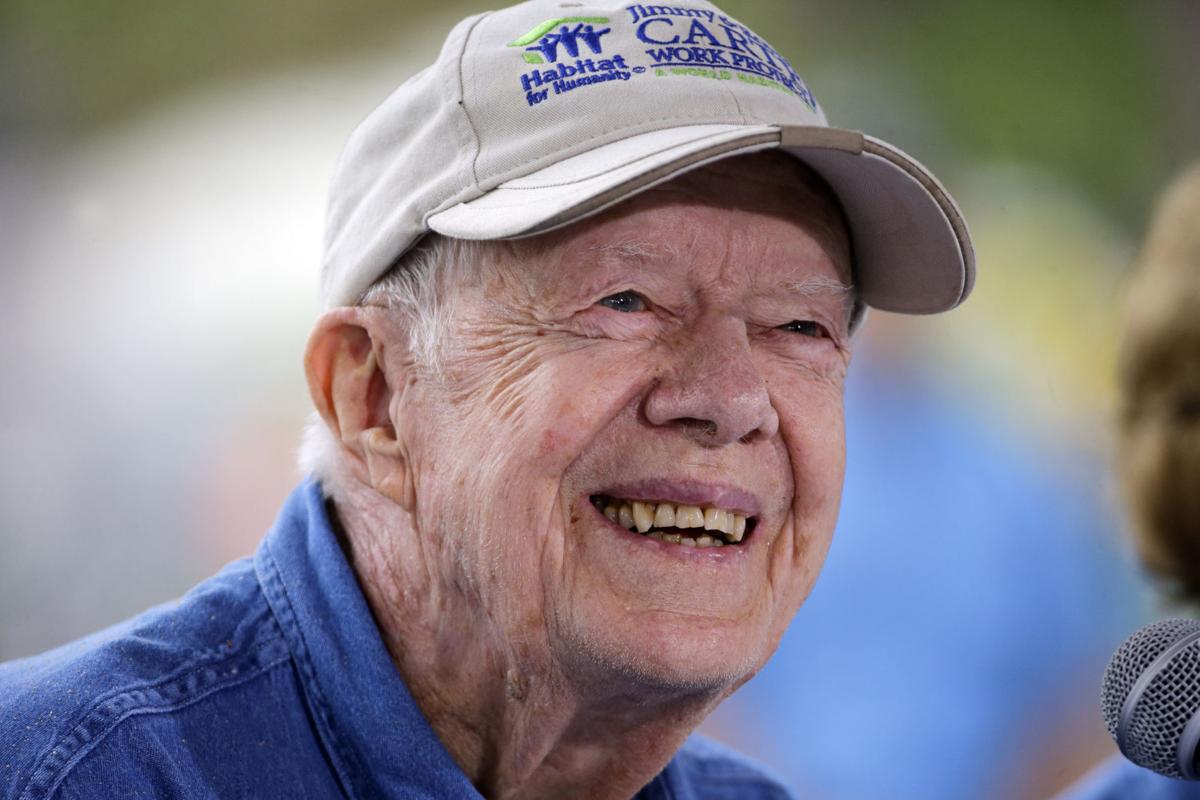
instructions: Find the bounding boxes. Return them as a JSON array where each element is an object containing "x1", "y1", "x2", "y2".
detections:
[{"x1": 333, "y1": 485, "x2": 725, "y2": 800}]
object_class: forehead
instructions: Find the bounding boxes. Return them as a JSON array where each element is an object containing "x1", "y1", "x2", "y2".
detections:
[{"x1": 502, "y1": 151, "x2": 852, "y2": 295}]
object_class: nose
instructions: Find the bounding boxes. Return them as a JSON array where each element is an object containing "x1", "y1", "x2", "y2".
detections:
[{"x1": 642, "y1": 313, "x2": 779, "y2": 446}]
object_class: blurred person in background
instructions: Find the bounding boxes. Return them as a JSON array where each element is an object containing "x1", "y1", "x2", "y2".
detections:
[
  {"x1": 1060, "y1": 164, "x2": 1200, "y2": 799},
  {"x1": 0, "y1": 0, "x2": 977, "y2": 797},
  {"x1": 1116, "y1": 164, "x2": 1200, "y2": 607}
]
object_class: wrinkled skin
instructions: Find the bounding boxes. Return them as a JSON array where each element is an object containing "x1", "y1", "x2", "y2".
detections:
[{"x1": 306, "y1": 152, "x2": 854, "y2": 799}]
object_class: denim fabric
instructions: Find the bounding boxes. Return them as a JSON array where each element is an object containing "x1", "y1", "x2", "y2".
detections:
[{"x1": 0, "y1": 480, "x2": 796, "y2": 799}]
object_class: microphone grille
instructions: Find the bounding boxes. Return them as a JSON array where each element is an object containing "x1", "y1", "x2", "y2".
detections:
[{"x1": 1103, "y1": 618, "x2": 1200, "y2": 778}]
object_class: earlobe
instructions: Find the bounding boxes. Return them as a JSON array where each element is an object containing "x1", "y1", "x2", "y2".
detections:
[{"x1": 304, "y1": 309, "x2": 415, "y2": 510}]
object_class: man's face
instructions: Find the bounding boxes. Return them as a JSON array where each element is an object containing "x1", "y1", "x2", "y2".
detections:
[{"x1": 397, "y1": 152, "x2": 853, "y2": 693}]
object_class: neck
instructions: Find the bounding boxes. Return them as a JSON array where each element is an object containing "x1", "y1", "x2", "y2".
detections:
[{"x1": 330, "y1": 485, "x2": 724, "y2": 800}]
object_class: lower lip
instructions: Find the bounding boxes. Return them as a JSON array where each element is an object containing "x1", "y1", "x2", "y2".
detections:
[{"x1": 588, "y1": 502, "x2": 750, "y2": 562}]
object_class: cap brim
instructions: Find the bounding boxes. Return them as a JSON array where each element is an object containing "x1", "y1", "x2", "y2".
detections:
[{"x1": 427, "y1": 123, "x2": 974, "y2": 314}]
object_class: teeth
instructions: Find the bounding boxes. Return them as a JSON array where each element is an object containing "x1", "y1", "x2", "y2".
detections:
[
  {"x1": 675, "y1": 505, "x2": 704, "y2": 528},
  {"x1": 730, "y1": 514, "x2": 746, "y2": 542},
  {"x1": 703, "y1": 508, "x2": 727, "y2": 532},
  {"x1": 597, "y1": 495, "x2": 752, "y2": 546},
  {"x1": 618, "y1": 504, "x2": 634, "y2": 530},
  {"x1": 632, "y1": 501, "x2": 654, "y2": 533}
]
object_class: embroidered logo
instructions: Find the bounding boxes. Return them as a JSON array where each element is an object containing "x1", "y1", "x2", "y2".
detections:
[
  {"x1": 505, "y1": 6, "x2": 816, "y2": 112},
  {"x1": 508, "y1": 17, "x2": 612, "y2": 64},
  {"x1": 511, "y1": 16, "x2": 638, "y2": 106},
  {"x1": 624, "y1": 4, "x2": 817, "y2": 109}
]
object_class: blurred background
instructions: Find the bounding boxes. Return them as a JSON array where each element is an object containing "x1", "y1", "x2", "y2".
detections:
[{"x1": 1, "y1": 1, "x2": 1196, "y2": 797}]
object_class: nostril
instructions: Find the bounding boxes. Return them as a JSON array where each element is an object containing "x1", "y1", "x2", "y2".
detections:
[{"x1": 680, "y1": 418, "x2": 719, "y2": 439}]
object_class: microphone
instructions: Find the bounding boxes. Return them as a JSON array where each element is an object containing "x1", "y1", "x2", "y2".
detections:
[{"x1": 1103, "y1": 618, "x2": 1200, "y2": 779}]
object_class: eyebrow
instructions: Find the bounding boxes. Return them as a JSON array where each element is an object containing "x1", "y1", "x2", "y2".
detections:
[
  {"x1": 583, "y1": 238, "x2": 681, "y2": 264},
  {"x1": 782, "y1": 275, "x2": 857, "y2": 321},
  {"x1": 785, "y1": 275, "x2": 855, "y2": 296}
]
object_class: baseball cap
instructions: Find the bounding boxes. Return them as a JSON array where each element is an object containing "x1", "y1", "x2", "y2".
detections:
[{"x1": 321, "y1": 0, "x2": 975, "y2": 315}]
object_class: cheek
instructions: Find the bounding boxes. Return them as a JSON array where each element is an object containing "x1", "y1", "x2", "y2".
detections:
[
  {"x1": 792, "y1": 398, "x2": 846, "y2": 491},
  {"x1": 454, "y1": 337, "x2": 648, "y2": 472},
  {"x1": 422, "y1": 344, "x2": 649, "y2": 622},
  {"x1": 767, "y1": 376, "x2": 847, "y2": 599},
  {"x1": 419, "y1": 341, "x2": 647, "y2": 545},
  {"x1": 768, "y1": 359, "x2": 848, "y2": 502}
]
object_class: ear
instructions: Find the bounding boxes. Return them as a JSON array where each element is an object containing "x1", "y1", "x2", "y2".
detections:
[{"x1": 304, "y1": 308, "x2": 415, "y2": 510}]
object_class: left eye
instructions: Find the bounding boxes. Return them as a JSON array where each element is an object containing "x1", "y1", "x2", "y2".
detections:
[
  {"x1": 778, "y1": 320, "x2": 829, "y2": 338},
  {"x1": 597, "y1": 291, "x2": 647, "y2": 313}
]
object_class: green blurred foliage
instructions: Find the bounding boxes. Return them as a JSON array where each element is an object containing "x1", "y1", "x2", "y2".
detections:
[{"x1": 3, "y1": 0, "x2": 1195, "y2": 235}]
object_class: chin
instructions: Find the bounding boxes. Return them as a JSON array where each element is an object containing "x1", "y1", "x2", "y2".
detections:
[{"x1": 554, "y1": 605, "x2": 773, "y2": 698}]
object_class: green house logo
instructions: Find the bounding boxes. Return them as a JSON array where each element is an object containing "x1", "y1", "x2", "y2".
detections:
[{"x1": 508, "y1": 17, "x2": 611, "y2": 64}]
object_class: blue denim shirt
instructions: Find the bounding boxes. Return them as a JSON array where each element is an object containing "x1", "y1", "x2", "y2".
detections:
[{"x1": 0, "y1": 481, "x2": 796, "y2": 799}]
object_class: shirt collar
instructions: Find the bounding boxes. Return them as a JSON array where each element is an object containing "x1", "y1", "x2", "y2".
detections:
[{"x1": 255, "y1": 480, "x2": 483, "y2": 800}]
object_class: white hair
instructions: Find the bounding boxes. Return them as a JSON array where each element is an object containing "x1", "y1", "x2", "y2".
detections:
[{"x1": 297, "y1": 235, "x2": 485, "y2": 490}]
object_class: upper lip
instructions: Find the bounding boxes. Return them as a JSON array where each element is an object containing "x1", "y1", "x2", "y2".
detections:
[{"x1": 592, "y1": 478, "x2": 762, "y2": 518}]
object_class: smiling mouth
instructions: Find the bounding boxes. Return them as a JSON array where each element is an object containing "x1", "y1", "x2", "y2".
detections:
[{"x1": 589, "y1": 494, "x2": 755, "y2": 548}]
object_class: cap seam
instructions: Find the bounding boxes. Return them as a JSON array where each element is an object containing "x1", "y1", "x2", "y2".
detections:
[
  {"x1": 720, "y1": 68, "x2": 749, "y2": 124},
  {"x1": 525, "y1": 134, "x2": 779, "y2": 234},
  {"x1": 457, "y1": 11, "x2": 492, "y2": 188},
  {"x1": 423, "y1": 116, "x2": 764, "y2": 222},
  {"x1": 432, "y1": 132, "x2": 778, "y2": 237},
  {"x1": 479, "y1": 113, "x2": 762, "y2": 190}
]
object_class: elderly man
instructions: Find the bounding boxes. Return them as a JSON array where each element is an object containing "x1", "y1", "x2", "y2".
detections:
[{"x1": 0, "y1": 1, "x2": 972, "y2": 797}]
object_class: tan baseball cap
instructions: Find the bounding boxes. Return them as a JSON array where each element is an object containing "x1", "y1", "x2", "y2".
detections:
[{"x1": 321, "y1": 0, "x2": 975, "y2": 314}]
